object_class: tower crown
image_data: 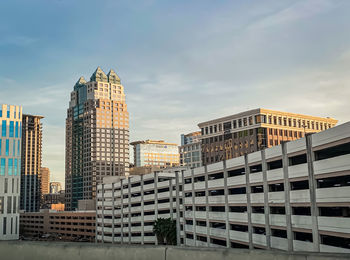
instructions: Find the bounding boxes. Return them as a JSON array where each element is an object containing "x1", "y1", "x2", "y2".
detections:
[
  {"x1": 107, "y1": 69, "x2": 121, "y2": 84},
  {"x1": 90, "y1": 66, "x2": 108, "y2": 82}
]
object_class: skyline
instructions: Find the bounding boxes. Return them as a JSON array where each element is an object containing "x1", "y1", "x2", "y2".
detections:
[{"x1": 1, "y1": 0, "x2": 350, "y2": 183}]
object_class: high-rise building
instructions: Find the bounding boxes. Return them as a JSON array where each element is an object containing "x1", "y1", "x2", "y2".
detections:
[
  {"x1": 20, "y1": 114, "x2": 43, "y2": 212},
  {"x1": 198, "y1": 108, "x2": 338, "y2": 165},
  {"x1": 41, "y1": 167, "x2": 50, "y2": 195},
  {"x1": 65, "y1": 67, "x2": 129, "y2": 211},
  {"x1": 131, "y1": 140, "x2": 179, "y2": 168},
  {"x1": 0, "y1": 104, "x2": 22, "y2": 240},
  {"x1": 179, "y1": 131, "x2": 202, "y2": 168},
  {"x1": 50, "y1": 181, "x2": 62, "y2": 194}
]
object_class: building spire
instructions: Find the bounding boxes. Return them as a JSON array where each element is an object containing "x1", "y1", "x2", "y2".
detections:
[
  {"x1": 107, "y1": 69, "x2": 121, "y2": 84},
  {"x1": 90, "y1": 66, "x2": 108, "y2": 82}
]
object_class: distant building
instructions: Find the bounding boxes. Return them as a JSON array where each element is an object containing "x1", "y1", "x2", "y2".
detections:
[
  {"x1": 41, "y1": 167, "x2": 50, "y2": 195},
  {"x1": 41, "y1": 190, "x2": 65, "y2": 210},
  {"x1": 131, "y1": 140, "x2": 179, "y2": 168},
  {"x1": 179, "y1": 131, "x2": 202, "y2": 168},
  {"x1": 50, "y1": 182, "x2": 62, "y2": 194},
  {"x1": 20, "y1": 114, "x2": 44, "y2": 212},
  {"x1": 0, "y1": 104, "x2": 22, "y2": 240},
  {"x1": 198, "y1": 108, "x2": 338, "y2": 165},
  {"x1": 20, "y1": 208, "x2": 95, "y2": 242},
  {"x1": 65, "y1": 67, "x2": 130, "y2": 211}
]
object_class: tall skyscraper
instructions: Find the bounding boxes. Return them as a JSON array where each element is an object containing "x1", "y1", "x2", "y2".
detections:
[
  {"x1": 40, "y1": 167, "x2": 50, "y2": 195},
  {"x1": 131, "y1": 140, "x2": 180, "y2": 168},
  {"x1": 198, "y1": 108, "x2": 338, "y2": 165},
  {"x1": 20, "y1": 114, "x2": 44, "y2": 212},
  {"x1": 65, "y1": 67, "x2": 129, "y2": 211},
  {"x1": 0, "y1": 104, "x2": 22, "y2": 240}
]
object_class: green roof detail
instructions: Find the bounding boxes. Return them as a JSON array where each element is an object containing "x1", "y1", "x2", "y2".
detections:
[
  {"x1": 107, "y1": 69, "x2": 121, "y2": 84},
  {"x1": 74, "y1": 76, "x2": 87, "y2": 90},
  {"x1": 90, "y1": 66, "x2": 108, "y2": 82}
]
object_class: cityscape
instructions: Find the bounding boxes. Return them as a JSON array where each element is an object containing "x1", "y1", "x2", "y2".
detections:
[{"x1": 1, "y1": 1, "x2": 350, "y2": 260}]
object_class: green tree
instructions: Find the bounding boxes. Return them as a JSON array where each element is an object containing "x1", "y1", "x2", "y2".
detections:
[{"x1": 153, "y1": 218, "x2": 176, "y2": 245}]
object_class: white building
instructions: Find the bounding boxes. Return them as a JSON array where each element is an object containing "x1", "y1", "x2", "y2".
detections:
[
  {"x1": 0, "y1": 104, "x2": 22, "y2": 240},
  {"x1": 97, "y1": 122, "x2": 350, "y2": 253},
  {"x1": 96, "y1": 167, "x2": 186, "y2": 244}
]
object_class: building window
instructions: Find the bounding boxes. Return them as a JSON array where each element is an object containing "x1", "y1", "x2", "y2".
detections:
[{"x1": 2, "y1": 120, "x2": 6, "y2": 137}]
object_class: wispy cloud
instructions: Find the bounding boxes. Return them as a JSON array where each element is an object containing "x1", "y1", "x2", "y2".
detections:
[{"x1": 0, "y1": 35, "x2": 38, "y2": 46}]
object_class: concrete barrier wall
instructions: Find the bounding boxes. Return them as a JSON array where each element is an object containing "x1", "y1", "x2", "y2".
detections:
[{"x1": 0, "y1": 241, "x2": 349, "y2": 260}]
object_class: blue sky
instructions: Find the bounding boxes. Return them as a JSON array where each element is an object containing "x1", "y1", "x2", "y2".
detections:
[{"x1": 1, "y1": 0, "x2": 350, "y2": 184}]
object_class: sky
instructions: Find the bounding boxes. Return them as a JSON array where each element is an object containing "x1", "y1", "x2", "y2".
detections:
[{"x1": 0, "y1": 0, "x2": 350, "y2": 184}]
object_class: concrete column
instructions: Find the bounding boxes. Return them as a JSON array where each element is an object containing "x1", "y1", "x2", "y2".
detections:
[
  {"x1": 181, "y1": 170, "x2": 186, "y2": 246},
  {"x1": 281, "y1": 142, "x2": 293, "y2": 252},
  {"x1": 101, "y1": 184, "x2": 105, "y2": 243},
  {"x1": 261, "y1": 149, "x2": 271, "y2": 249},
  {"x1": 120, "y1": 179, "x2": 124, "y2": 244},
  {"x1": 204, "y1": 165, "x2": 210, "y2": 247},
  {"x1": 154, "y1": 172, "x2": 158, "y2": 245},
  {"x1": 175, "y1": 171, "x2": 181, "y2": 246},
  {"x1": 170, "y1": 179, "x2": 174, "y2": 220},
  {"x1": 191, "y1": 168, "x2": 197, "y2": 245},
  {"x1": 112, "y1": 183, "x2": 115, "y2": 244},
  {"x1": 141, "y1": 175, "x2": 145, "y2": 245},
  {"x1": 128, "y1": 177, "x2": 131, "y2": 244},
  {"x1": 244, "y1": 154, "x2": 253, "y2": 249},
  {"x1": 306, "y1": 134, "x2": 320, "y2": 252},
  {"x1": 223, "y1": 160, "x2": 230, "y2": 248}
]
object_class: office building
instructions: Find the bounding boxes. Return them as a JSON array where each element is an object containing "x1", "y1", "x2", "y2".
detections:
[
  {"x1": 42, "y1": 190, "x2": 65, "y2": 210},
  {"x1": 20, "y1": 209, "x2": 95, "y2": 242},
  {"x1": 20, "y1": 114, "x2": 44, "y2": 212},
  {"x1": 65, "y1": 67, "x2": 130, "y2": 211},
  {"x1": 0, "y1": 104, "x2": 22, "y2": 240},
  {"x1": 131, "y1": 140, "x2": 180, "y2": 168},
  {"x1": 179, "y1": 131, "x2": 202, "y2": 168},
  {"x1": 198, "y1": 108, "x2": 338, "y2": 165},
  {"x1": 96, "y1": 167, "x2": 185, "y2": 244},
  {"x1": 50, "y1": 182, "x2": 62, "y2": 194},
  {"x1": 40, "y1": 167, "x2": 50, "y2": 195}
]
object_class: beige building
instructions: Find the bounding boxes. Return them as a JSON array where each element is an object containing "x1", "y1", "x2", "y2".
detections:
[
  {"x1": 50, "y1": 182, "x2": 62, "y2": 194},
  {"x1": 131, "y1": 140, "x2": 180, "y2": 168},
  {"x1": 199, "y1": 108, "x2": 337, "y2": 165},
  {"x1": 65, "y1": 67, "x2": 129, "y2": 210},
  {"x1": 41, "y1": 167, "x2": 50, "y2": 195},
  {"x1": 20, "y1": 209, "x2": 95, "y2": 242},
  {"x1": 21, "y1": 114, "x2": 44, "y2": 212}
]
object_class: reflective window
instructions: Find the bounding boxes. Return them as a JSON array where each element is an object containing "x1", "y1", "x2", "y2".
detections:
[{"x1": 2, "y1": 120, "x2": 6, "y2": 137}]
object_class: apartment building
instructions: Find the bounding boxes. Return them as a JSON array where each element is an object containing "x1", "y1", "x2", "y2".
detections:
[
  {"x1": 21, "y1": 114, "x2": 44, "y2": 212},
  {"x1": 198, "y1": 108, "x2": 337, "y2": 165},
  {"x1": 65, "y1": 67, "x2": 129, "y2": 210},
  {"x1": 20, "y1": 209, "x2": 95, "y2": 242},
  {"x1": 131, "y1": 140, "x2": 179, "y2": 168},
  {"x1": 41, "y1": 167, "x2": 50, "y2": 195},
  {"x1": 96, "y1": 167, "x2": 185, "y2": 244},
  {"x1": 0, "y1": 104, "x2": 22, "y2": 240},
  {"x1": 179, "y1": 132, "x2": 202, "y2": 168},
  {"x1": 183, "y1": 121, "x2": 350, "y2": 253}
]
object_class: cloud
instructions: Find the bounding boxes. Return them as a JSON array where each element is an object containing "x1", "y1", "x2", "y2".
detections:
[{"x1": 0, "y1": 35, "x2": 38, "y2": 47}]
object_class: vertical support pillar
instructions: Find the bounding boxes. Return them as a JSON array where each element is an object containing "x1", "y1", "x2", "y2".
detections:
[
  {"x1": 204, "y1": 165, "x2": 210, "y2": 247},
  {"x1": 282, "y1": 142, "x2": 293, "y2": 252},
  {"x1": 191, "y1": 168, "x2": 197, "y2": 246},
  {"x1": 128, "y1": 177, "x2": 131, "y2": 244},
  {"x1": 181, "y1": 170, "x2": 187, "y2": 246},
  {"x1": 175, "y1": 171, "x2": 181, "y2": 246},
  {"x1": 306, "y1": 134, "x2": 320, "y2": 252},
  {"x1": 244, "y1": 154, "x2": 253, "y2": 249},
  {"x1": 101, "y1": 183, "x2": 105, "y2": 243},
  {"x1": 261, "y1": 149, "x2": 271, "y2": 249},
  {"x1": 223, "y1": 160, "x2": 230, "y2": 248},
  {"x1": 141, "y1": 175, "x2": 145, "y2": 245},
  {"x1": 112, "y1": 183, "x2": 115, "y2": 244},
  {"x1": 170, "y1": 179, "x2": 174, "y2": 219},
  {"x1": 154, "y1": 172, "x2": 158, "y2": 245},
  {"x1": 120, "y1": 179, "x2": 124, "y2": 244}
]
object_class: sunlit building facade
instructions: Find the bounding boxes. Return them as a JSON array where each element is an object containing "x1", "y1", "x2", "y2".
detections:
[
  {"x1": 65, "y1": 67, "x2": 130, "y2": 210},
  {"x1": 0, "y1": 104, "x2": 22, "y2": 240}
]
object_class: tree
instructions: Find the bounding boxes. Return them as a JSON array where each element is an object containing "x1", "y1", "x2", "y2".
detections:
[{"x1": 153, "y1": 217, "x2": 177, "y2": 245}]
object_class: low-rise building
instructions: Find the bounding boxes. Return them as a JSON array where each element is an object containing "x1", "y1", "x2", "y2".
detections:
[
  {"x1": 20, "y1": 209, "x2": 95, "y2": 242},
  {"x1": 131, "y1": 140, "x2": 180, "y2": 168}
]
